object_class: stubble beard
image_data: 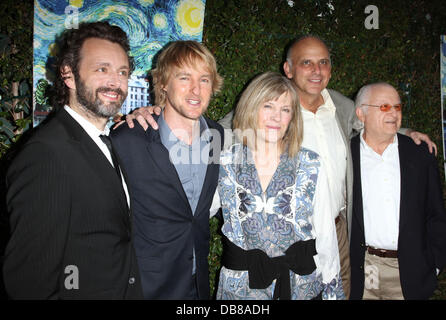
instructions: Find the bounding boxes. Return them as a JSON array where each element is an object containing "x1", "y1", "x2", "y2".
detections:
[{"x1": 75, "y1": 77, "x2": 127, "y2": 119}]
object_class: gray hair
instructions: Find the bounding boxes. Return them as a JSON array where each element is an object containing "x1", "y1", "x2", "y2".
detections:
[{"x1": 355, "y1": 82, "x2": 396, "y2": 115}]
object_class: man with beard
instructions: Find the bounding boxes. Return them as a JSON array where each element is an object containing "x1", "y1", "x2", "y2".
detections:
[{"x1": 2, "y1": 21, "x2": 143, "y2": 299}]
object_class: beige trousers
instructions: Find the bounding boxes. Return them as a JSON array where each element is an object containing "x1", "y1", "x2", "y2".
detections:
[
  {"x1": 362, "y1": 251, "x2": 404, "y2": 300},
  {"x1": 335, "y1": 214, "x2": 351, "y2": 299}
]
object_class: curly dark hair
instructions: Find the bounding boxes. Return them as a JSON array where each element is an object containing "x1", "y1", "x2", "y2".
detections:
[{"x1": 53, "y1": 21, "x2": 134, "y2": 108}]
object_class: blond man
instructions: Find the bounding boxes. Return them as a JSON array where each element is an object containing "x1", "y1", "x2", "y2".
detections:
[{"x1": 111, "y1": 41, "x2": 224, "y2": 299}]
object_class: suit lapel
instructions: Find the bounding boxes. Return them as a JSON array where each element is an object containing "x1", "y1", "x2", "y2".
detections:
[
  {"x1": 58, "y1": 109, "x2": 129, "y2": 216},
  {"x1": 334, "y1": 108, "x2": 349, "y2": 145},
  {"x1": 334, "y1": 99, "x2": 354, "y2": 236},
  {"x1": 143, "y1": 118, "x2": 222, "y2": 218},
  {"x1": 145, "y1": 131, "x2": 191, "y2": 212},
  {"x1": 195, "y1": 162, "x2": 217, "y2": 218},
  {"x1": 351, "y1": 135, "x2": 365, "y2": 235},
  {"x1": 194, "y1": 121, "x2": 222, "y2": 217},
  {"x1": 397, "y1": 134, "x2": 413, "y2": 234}
]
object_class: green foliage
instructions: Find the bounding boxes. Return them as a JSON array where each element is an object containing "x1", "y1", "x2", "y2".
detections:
[
  {"x1": 0, "y1": 0, "x2": 33, "y2": 155},
  {"x1": 208, "y1": 216, "x2": 223, "y2": 297}
]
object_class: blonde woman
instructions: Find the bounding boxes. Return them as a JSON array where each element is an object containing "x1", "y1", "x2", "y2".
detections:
[{"x1": 210, "y1": 72, "x2": 344, "y2": 300}]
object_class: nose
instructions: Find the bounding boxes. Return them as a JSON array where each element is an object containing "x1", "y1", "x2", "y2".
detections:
[
  {"x1": 312, "y1": 63, "x2": 321, "y2": 74},
  {"x1": 270, "y1": 108, "x2": 281, "y2": 122},
  {"x1": 191, "y1": 78, "x2": 200, "y2": 96},
  {"x1": 107, "y1": 72, "x2": 121, "y2": 88}
]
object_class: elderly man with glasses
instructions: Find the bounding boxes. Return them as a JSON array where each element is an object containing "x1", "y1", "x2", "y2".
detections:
[{"x1": 349, "y1": 82, "x2": 446, "y2": 300}]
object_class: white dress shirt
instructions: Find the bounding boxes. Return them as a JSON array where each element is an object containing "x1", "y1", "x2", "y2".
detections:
[
  {"x1": 301, "y1": 89, "x2": 347, "y2": 218},
  {"x1": 360, "y1": 131, "x2": 400, "y2": 250},
  {"x1": 64, "y1": 105, "x2": 130, "y2": 207}
]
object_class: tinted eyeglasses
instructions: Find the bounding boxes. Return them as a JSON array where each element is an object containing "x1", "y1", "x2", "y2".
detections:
[{"x1": 361, "y1": 103, "x2": 402, "y2": 112}]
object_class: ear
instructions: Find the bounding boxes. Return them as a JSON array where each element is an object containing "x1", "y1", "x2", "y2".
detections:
[
  {"x1": 356, "y1": 107, "x2": 365, "y2": 123},
  {"x1": 283, "y1": 61, "x2": 292, "y2": 79},
  {"x1": 60, "y1": 65, "x2": 76, "y2": 90}
]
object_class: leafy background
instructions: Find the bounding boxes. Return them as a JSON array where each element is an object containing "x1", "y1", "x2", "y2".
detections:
[{"x1": 1, "y1": 0, "x2": 445, "y2": 299}]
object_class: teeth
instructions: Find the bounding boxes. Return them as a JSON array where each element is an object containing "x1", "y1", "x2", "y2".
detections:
[
  {"x1": 103, "y1": 92, "x2": 118, "y2": 98},
  {"x1": 188, "y1": 100, "x2": 200, "y2": 105}
]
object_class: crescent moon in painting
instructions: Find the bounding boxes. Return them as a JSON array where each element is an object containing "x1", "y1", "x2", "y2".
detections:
[{"x1": 184, "y1": 7, "x2": 201, "y2": 29}]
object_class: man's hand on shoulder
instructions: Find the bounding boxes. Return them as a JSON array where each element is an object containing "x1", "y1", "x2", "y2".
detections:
[
  {"x1": 406, "y1": 129, "x2": 437, "y2": 156},
  {"x1": 113, "y1": 105, "x2": 163, "y2": 131}
]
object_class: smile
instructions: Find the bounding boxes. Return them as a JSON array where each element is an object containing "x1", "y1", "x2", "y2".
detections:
[
  {"x1": 97, "y1": 90, "x2": 122, "y2": 102},
  {"x1": 187, "y1": 99, "x2": 201, "y2": 105},
  {"x1": 102, "y1": 92, "x2": 118, "y2": 98}
]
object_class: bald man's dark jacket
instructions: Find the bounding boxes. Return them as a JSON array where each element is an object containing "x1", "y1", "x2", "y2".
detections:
[{"x1": 350, "y1": 133, "x2": 446, "y2": 299}]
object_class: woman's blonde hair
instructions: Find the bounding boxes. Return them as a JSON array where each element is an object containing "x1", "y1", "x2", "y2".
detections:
[
  {"x1": 233, "y1": 72, "x2": 303, "y2": 158},
  {"x1": 151, "y1": 41, "x2": 223, "y2": 106}
]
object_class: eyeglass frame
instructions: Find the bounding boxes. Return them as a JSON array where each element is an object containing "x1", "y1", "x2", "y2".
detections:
[{"x1": 360, "y1": 103, "x2": 402, "y2": 112}]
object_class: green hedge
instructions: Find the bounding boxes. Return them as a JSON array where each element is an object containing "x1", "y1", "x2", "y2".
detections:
[
  {"x1": 1, "y1": 0, "x2": 445, "y2": 298},
  {"x1": 203, "y1": 0, "x2": 446, "y2": 297},
  {"x1": 0, "y1": 0, "x2": 33, "y2": 154}
]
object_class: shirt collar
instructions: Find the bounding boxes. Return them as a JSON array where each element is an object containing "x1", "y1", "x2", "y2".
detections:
[
  {"x1": 158, "y1": 111, "x2": 211, "y2": 148},
  {"x1": 64, "y1": 105, "x2": 109, "y2": 137},
  {"x1": 301, "y1": 88, "x2": 336, "y2": 116},
  {"x1": 360, "y1": 129, "x2": 398, "y2": 154}
]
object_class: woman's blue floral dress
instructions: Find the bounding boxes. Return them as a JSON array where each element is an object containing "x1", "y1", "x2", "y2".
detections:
[{"x1": 216, "y1": 143, "x2": 345, "y2": 300}]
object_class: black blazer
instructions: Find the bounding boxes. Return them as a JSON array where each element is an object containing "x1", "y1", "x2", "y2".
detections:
[
  {"x1": 2, "y1": 109, "x2": 143, "y2": 299},
  {"x1": 350, "y1": 133, "x2": 446, "y2": 299},
  {"x1": 111, "y1": 116, "x2": 223, "y2": 300}
]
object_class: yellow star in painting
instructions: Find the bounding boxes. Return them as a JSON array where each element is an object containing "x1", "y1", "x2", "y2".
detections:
[{"x1": 153, "y1": 13, "x2": 167, "y2": 29}]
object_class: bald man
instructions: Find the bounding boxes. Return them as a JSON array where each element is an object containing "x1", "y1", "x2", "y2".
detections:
[{"x1": 349, "y1": 82, "x2": 446, "y2": 299}]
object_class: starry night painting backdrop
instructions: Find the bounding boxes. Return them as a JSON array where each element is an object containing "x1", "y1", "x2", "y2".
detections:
[{"x1": 33, "y1": 0, "x2": 206, "y2": 126}]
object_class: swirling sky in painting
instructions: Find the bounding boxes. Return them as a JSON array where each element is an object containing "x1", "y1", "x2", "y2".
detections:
[{"x1": 33, "y1": 0, "x2": 206, "y2": 87}]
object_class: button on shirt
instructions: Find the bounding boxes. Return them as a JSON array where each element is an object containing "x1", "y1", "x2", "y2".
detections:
[
  {"x1": 301, "y1": 89, "x2": 347, "y2": 218},
  {"x1": 64, "y1": 106, "x2": 130, "y2": 207},
  {"x1": 360, "y1": 131, "x2": 400, "y2": 251},
  {"x1": 158, "y1": 111, "x2": 211, "y2": 274}
]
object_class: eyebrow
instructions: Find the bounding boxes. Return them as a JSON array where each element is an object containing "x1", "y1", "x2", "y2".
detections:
[
  {"x1": 175, "y1": 71, "x2": 211, "y2": 78},
  {"x1": 92, "y1": 62, "x2": 129, "y2": 69},
  {"x1": 175, "y1": 72, "x2": 191, "y2": 77}
]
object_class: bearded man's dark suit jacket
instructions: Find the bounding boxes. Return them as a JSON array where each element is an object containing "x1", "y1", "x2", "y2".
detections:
[
  {"x1": 111, "y1": 116, "x2": 224, "y2": 299},
  {"x1": 2, "y1": 108, "x2": 143, "y2": 299},
  {"x1": 350, "y1": 133, "x2": 446, "y2": 299}
]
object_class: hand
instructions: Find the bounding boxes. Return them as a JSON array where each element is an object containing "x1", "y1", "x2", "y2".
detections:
[
  {"x1": 408, "y1": 130, "x2": 437, "y2": 156},
  {"x1": 114, "y1": 105, "x2": 163, "y2": 131}
]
